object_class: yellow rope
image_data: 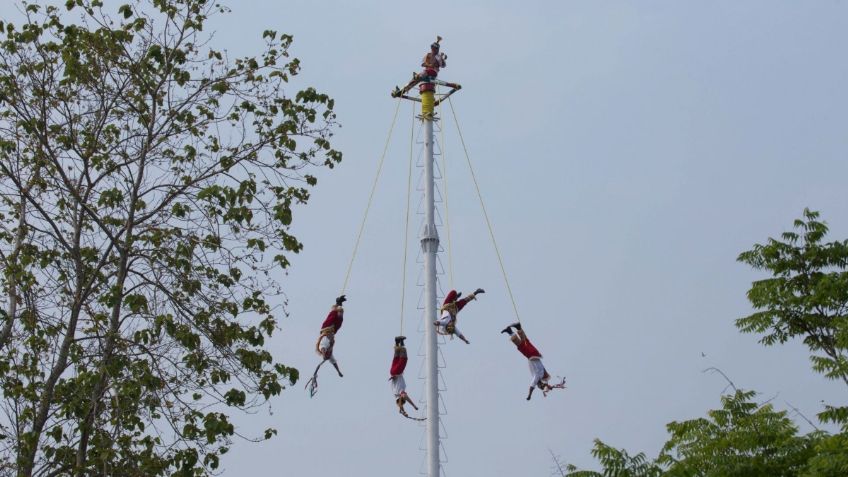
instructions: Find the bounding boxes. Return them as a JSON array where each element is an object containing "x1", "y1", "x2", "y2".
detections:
[
  {"x1": 447, "y1": 97, "x2": 521, "y2": 323},
  {"x1": 438, "y1": 90, "x2": 455, "y2": 289},
  {"x1": 399, "y1": 101, "x2": 415, "y2": 335},
  {"x1": 341, "y1": 98, "x2": 402, "y2": 294}
]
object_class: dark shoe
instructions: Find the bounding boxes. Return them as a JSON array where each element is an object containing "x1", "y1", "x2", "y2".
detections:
[
  {"x1": 512, "y1": 322, "x2": 522, "y2": 331},
  {"x1": 500, "y1": 325, "x2": 514, "y2": 335}
]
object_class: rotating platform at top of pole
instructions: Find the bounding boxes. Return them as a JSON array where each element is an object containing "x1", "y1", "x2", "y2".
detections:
[{"x1": 391, "y1": 37, "x2": 461, "y2": 116}]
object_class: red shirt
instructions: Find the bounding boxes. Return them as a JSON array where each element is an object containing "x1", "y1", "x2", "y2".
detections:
[
  {"x1": 321, "y1": 308, "x2": 343, "y2": 333},
  {"x1": 390, "y1": 355, "x2": 408, "y2": 377},
  {"x1": 517, "y1": 339, "x2": 542, "y2": 359}
]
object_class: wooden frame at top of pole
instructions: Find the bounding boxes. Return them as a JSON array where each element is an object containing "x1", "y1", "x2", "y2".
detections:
[{"x1": 391, "y1": 73, "x2": 462, "y2": 105}]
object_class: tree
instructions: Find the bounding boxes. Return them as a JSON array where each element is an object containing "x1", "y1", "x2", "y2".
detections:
[
  {"x1": 737, "y1": 208, "x2": 848, "y2": 473},
  {"x1": 563, "y1": 440, "x2": 662, "y2": 477},
  {"x1": 560, "y1": 389, "x2": 819, "y2": 477},
  {"x1": 560, "y1": 210, "x2": 848, "y2": 477},
  {"x1": 658, "y1": 389, "x2": 817, "y2": 477},
  {"x1": 0, "y1": 1, "x2": 341, "y2": 475}
]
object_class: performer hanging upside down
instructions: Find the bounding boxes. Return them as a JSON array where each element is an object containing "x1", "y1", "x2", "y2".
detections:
[
  {"x1": 389, "y1": 336, "x2": 423, "y2": 420},
  {"x1": 314, "y1": 295, "x2": 346, "y2": 378},
  {"x1": 434, "y1": 288, "x2": 484, "y2": 344},
  {"x1": 501, "y1": 322, "x2": 566, "y2": 400}
]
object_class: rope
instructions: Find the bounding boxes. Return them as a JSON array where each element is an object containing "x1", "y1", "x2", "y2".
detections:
[
  {"x1": 438, "y1": 89, "x2": 455, "y2": 289},
  {"x1": 399, "y1": 101, "x2": 415, "y2": 335},
  {"x1": 447, "y1": 97, "x2": 521, "y2": 323},
  {"x1": 341, "y1": 98, "x2": 402, "y2": 294}
]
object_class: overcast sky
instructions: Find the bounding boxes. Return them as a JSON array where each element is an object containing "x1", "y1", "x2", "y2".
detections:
[
  {"x1": 6, "y1": 0, "x2": 848, "y2": 475},
  {"x1": 216, "y1": 1, "x2": 848, "y2": 475}
]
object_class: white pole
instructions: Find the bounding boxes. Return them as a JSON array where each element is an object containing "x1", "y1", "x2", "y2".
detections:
[{"x1": 421, "y1": 112, "x2": 440, "y2": 477}]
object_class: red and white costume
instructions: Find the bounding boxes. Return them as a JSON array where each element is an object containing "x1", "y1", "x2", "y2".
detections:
[
  {"x1": 316, "y1": 305, "x2": 343, "y2": 365},
  {"x1": 512, "y1": 330, "x2": 550, "y2": 387},
  {"x1": 418, "y1": 37, "x2": 446, "y2": 94},
  {"x1": 389, "y1": 345, "x2": 408, "y2": 398},
  {"x1": 435, "y1": 289, "x2": 478, "y2": 340},
  {"x1": 421, "y1": 49, "x2": 446, "y2": 75}
]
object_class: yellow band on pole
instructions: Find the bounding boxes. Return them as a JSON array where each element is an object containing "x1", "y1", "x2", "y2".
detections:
[{"x1": 421, "y1": 91, "x2": 435, "y2": 117}]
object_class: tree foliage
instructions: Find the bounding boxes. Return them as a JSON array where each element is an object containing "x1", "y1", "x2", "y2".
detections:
[
  {"x1": 564, "y1": 440, "x2": 662, "y2": 477},
  {"x1": 658, "y1": 389, "x2": 818, "y2": 477},
  {"x1": 562, "y1": 210, "x2": 848, "y2": 477},
  {"x1": 0, "y1": 1, "x2": 340, "y2": 475},
  {"x1": 563, "y1": 389, "x2": 826, "y2": 477},
  {"x1": 737, "y1": 208, "x2": 848, "y2": 427}
]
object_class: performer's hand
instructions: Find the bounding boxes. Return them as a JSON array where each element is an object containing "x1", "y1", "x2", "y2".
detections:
[{"x1": 474, "y1": 288, "x2": 485, "y2": 295}]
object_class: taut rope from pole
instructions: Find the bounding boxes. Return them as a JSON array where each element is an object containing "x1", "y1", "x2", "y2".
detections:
[
  {"x1": 341, "y1": 98, "x2": 402, "y2": 294},
  {"x1": 399, "y1": 101, "x2": 416, "y2": 335},
  {"x1": 438, "y1": 88, "x2": 455, "y2": 289},
  {"x1": 447, "y1": 96, "x2": 522, "y2": 323}
]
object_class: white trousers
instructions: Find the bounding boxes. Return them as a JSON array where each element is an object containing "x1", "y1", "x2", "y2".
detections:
[
  {"x1": 436, "y1": 312, "x2": 466, "y2": 339},
  {"x1": 436, "y1": 310, "x2": 453, "y2": 326},
  {"x1": 318, "y1": 336, "x2": 337, "y2": 365},
  {"x1": 390, "y1": 375, "x2": 406, "y2": 397},
  {"x1": 528, "y1": 357, "x2": 547, "y2": 387}
]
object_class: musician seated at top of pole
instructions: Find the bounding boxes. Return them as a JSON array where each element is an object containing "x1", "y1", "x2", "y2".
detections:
[
  {"x1": 394, "y1": 36, "x2": 447, "y2": 98},
  {"x1": 421, "y1": 36, "x2": 447, "y2": 82}
]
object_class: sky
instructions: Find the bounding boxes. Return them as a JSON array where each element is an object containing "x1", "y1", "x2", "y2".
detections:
[
  {"x1": 210, "y1": 1, "x2": 848, "y2": 475},
  {"x1": 5, "y1": 0, "x2": 848, "y2": 475}
]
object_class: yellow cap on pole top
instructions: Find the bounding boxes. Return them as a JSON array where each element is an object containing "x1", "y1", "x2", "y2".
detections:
[{"x1": 421, "y1": 91, "x2": 435, "y2": 118}]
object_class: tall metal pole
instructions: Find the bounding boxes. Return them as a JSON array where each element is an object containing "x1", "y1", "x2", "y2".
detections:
[{"x1": 421, "y1": 112, "x2": 440, "y2": 477}]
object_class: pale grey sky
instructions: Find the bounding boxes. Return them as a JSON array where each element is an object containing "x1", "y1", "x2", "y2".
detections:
[
  {"x1": 6, "y1": 0, "x2": 848, "y2": 475},
  {"x1": 212, "y1": 1, "x2": 848, "y2": 475}
]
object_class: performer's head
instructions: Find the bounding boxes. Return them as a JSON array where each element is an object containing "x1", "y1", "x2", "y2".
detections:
[
  {"x1": 536, "y1": 371, "x2": 551, "y2": 389},
  {"x1": 396, "y1": 392, "x2": 409, "y2": 407}
]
